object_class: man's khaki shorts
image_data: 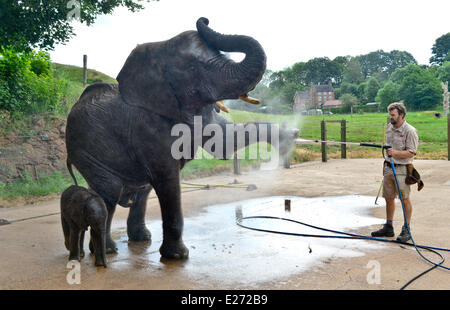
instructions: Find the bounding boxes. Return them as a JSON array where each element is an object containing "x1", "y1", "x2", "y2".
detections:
[{"x1": 382, "y1": 164, "x2": 411, "y2": 199}]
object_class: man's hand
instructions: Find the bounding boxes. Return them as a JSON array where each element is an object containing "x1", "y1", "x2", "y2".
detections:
[{"x1": 386, "y1": 148, "x2": 395, "y2": 157}]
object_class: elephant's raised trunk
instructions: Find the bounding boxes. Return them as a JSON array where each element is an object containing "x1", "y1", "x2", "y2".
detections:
[{"x1": 196, "y1": 17, "x2": 266, "y2": 100}]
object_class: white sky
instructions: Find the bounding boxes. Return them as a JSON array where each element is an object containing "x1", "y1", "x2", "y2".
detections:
[{"x1": 49, "y1": 0, "x2": 450, "y2": 79}]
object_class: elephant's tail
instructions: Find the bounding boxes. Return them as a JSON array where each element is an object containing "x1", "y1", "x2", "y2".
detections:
[{"x1": 66, "y1": 158, "x2": 78, "y2": 186}]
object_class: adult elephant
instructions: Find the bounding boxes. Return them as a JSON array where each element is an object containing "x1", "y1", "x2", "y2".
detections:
[{"x1": 66, "y1": 17, "x2": 298, "y2": 259}]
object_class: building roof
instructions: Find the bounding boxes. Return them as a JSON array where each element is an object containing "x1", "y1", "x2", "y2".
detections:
[
  {"x1": 314, "y1": 85, "x2": 333, "y2": 92},
  {"x1": 295, "y1": 91, "x2": 310, "y2": 99},
  {"x1": 322, "y1": 100, "x2": 342, "y2": 107}
]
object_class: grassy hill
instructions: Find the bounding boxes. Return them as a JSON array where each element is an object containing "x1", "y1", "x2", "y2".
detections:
[{"x1": 52, "y1": 63, "x2": 117, "y2": 111}]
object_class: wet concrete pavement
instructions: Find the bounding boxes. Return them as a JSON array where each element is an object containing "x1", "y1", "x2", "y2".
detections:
[{"x1": 1, "y1": 159, "x2": 449, "y2": 289}]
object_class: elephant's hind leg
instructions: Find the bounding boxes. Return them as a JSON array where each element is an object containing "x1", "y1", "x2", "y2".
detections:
[
  {"x1": 68, "y1": 226, "x2": 82, "y2": 261},
  {"x1": 127, "y1": 186, "x2": 152, "y2": 242}
]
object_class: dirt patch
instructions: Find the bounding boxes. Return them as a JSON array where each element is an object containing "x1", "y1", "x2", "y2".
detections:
[
  {"x1": 0, "y1": 193, "x2": 60, "y2": 208},
  {"x1": 0, "y1": 113, "x2": 67, "y2": 184},
  {"x1": 1, "y1": 159, "x2": 449, "y2": 290}
]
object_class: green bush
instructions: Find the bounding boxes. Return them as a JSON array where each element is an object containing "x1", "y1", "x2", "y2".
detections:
[
  {"x1": 339, "y1": 93, "x2": 359, "y2": 113},
  {"x1": 0, "y1": 46, "x2": 68, "y2": 115},
  {"x1": 391, "y1": 64, "x2": 442, "y2": 110}
]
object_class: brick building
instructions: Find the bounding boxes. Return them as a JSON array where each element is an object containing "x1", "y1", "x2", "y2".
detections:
[{"x1": 293, "y1": 81, "x2": 338, "y2": 112}]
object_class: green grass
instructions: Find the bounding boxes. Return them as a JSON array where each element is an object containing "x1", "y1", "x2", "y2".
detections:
[
  {"x1": 221, "y1": 109, "x2": 448, "y2": 160},
  {"x1": 52, "y1": 63, "x2": 117, "y2": 112},
  {"x1": 0, "y1": 170, "x2": 87, "y2": 201}
]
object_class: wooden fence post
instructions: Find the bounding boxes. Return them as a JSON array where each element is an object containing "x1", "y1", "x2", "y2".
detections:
[
  {"x1": 233, "y1": 153, "x2": 241, "y2": 174},
  {"x1": 341, "y1": 120, "x2": 346, "y2": 159},
  {"x1": 283, "y1": 152, "x2": 290, "y2": 168},
  {"x1": 321, "y1": 120, "x2": 327, "y2": 162},
  {"x1": 83, "y1": 54, "x2": 87, "y2": 87}
]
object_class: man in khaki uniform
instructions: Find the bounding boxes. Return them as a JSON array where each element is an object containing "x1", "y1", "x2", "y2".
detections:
[{"x1": 371, "y1": 102, "x2": 419, "y2": 242}]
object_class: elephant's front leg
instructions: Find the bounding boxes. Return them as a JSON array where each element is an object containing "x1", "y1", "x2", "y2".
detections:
[
  {"x1": 153, "y1": 176, "x2": 188, "y2": 259},
  {"x1": 127, "y1": 187, "x2": 152, "y2": 242}
]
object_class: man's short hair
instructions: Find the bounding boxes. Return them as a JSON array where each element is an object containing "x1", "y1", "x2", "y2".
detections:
[{"x1": 387, "y1": 102, "x2": 407, "y2": 118}]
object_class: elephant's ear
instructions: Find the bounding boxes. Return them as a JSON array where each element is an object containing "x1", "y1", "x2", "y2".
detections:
[{"x1": 116, "y1": 43, "x2": 181, "y2": 120}]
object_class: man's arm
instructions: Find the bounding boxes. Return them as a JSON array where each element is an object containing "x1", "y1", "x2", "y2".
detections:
[{"x1": 386, "y1": 148, "x2": 414, "y2": 159}]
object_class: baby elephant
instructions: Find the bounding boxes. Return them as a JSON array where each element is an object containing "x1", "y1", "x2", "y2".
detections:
[{"x1": 60, "y1": 185, "x2": 108, "y2": 267}]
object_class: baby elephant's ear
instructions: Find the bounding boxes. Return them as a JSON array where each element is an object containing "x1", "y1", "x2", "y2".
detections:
[{"x1": 116, "y1": 43, "x2": 181, "y2": 120}]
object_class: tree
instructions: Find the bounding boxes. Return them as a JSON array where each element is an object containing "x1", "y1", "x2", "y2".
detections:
[
  {"x1": 387, "y1": 50, "x2": 417, "y2": 75},
  {"x1": 303, "y1": 57, "x2": 344, "y2": 86},
  {"x1": 356, "y1": 81, "x2": 368, "y2": 103},
  {"x1": 284, "y1": 62, "x2": 306, "y2": 86},
  {"x1": 365, "y1": 77, "x2": 381, "y2": 103},
  {"x1": 430, "y1": 33, "x2": 450, "y2": 66},
  {"x1": 342, "y1": 58, "x2": 364, "y2": 84},
  {"x1": 356, "y1": 50, "x2": 416, "y2": 79},
  {"x1": 391, "y1": 64, "x2": 442, "y2": 110},
  {"x1": 0, "y1": 0, "x2": 153, "y2": 51},
  {"x1": 268, "y1": 70, "x2": 288, "y2": 90},
  {"x1": 356, "y1": 50, "x2": 389, "y2": 79},
  {"x1": 339, "y1": 93, "x2": 359, "y2": 113},
  {"x1": 333, "y1": 55, "x2": 350, "y2": 67},
  {"x1": 375, "y1": 80, "x2": 401, "y2": 107},
  {"x1": 437, "y1": 61, "x2": 450, "y2": 90},
  {"x1": 339, "y1": 82, "x2": 359, "y2": 98},
  {"x1": 0, "y1": 46, "x2": 66, "y2": 114}
]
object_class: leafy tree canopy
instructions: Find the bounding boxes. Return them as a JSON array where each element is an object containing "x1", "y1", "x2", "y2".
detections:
[
  {"x1": 436, "y1": 61, "x2": 450, "y2": 90},
  {"x1": 430, "y1": 33, "x2": 450, "y2": 66},
  {"x1": 375, "y1": 80, "x2": 401, "y2": 107},
  {"x1": 355, "y1": 49, "x2": 416, "y2": 79},
  {"x1": 342, "y1": 58, "x2": 364, "y2": 85},
  {"x1": 365, "y1": 77, "x2": 381, "y2": 103},
  {"x1": 0, "y1": 0, "x2": 153, "y2": 51},
  {"x1": 302, "y1": 57, "x2": 344, "y2": 86},
  {"x1": 391, "y1": 64, "x2": 442, "y2": 110}
]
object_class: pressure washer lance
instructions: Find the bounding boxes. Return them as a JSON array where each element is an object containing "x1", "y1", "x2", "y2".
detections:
[{"x1": 295, "y1": 138, "x2": 392, "y2": 151}]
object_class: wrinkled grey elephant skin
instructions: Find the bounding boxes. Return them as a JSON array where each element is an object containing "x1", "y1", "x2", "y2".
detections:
[
  {"x1": 61, "y1": 185, "x2": 108, "y2": 267},
  {"x1": 65, "y1": 17, "x2": 299, "y2": 259}
]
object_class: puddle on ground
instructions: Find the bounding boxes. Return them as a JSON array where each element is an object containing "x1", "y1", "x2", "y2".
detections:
[{"x1": 107, "y1": 195, "x2": 387, "y2": 287}]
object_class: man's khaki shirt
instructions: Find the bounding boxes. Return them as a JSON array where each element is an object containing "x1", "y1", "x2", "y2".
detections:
[{"x1": 384, "y1": 120, "x2": 418, "y2": 165}]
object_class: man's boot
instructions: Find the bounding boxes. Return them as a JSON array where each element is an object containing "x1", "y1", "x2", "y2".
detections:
[
  {"x1": 371, "y1": 223, "x2": 394, "y2": 237},
  {"x1": 396, "y1": 225, "x2": 411, "y2": 243}
]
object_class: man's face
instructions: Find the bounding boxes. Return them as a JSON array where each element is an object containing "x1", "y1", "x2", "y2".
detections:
[{"x1": 389, "y1": 109, "x2": 403, "y2": 125}]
